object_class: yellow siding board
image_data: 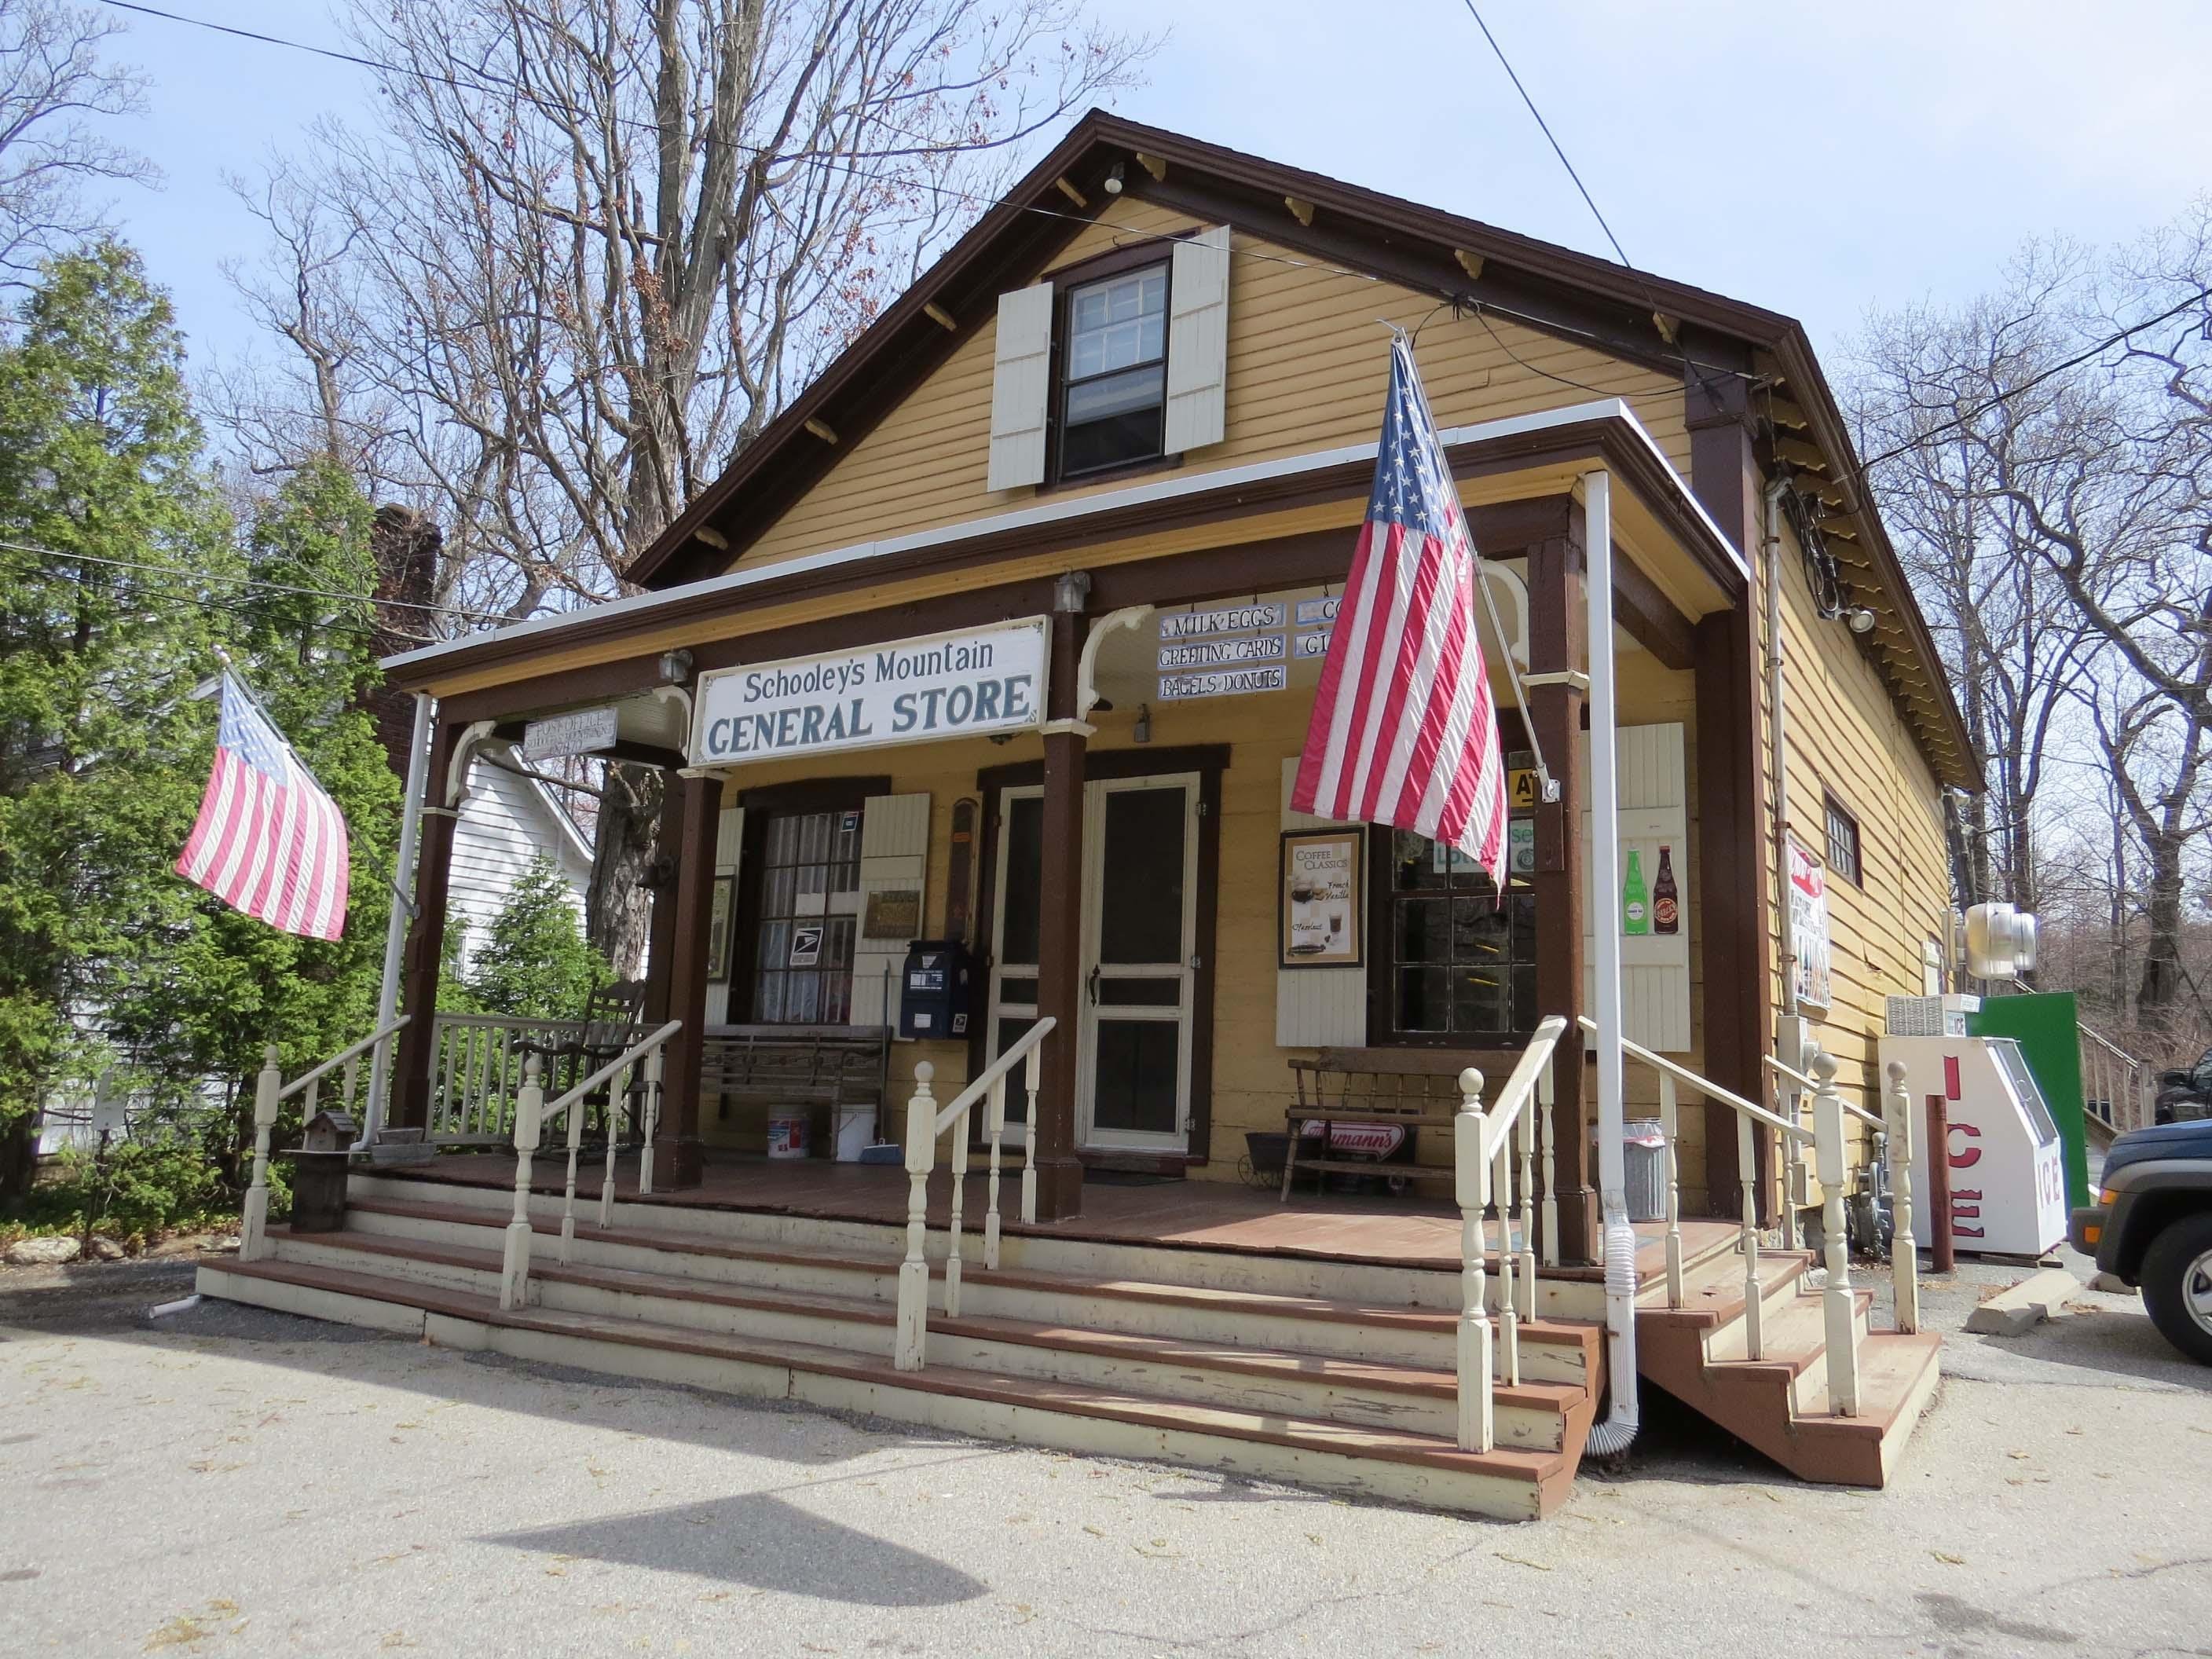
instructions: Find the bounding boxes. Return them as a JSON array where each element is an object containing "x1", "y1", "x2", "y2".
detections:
[{"x1": 734, "y1": 194, "x2": 1690, "y2": 573}]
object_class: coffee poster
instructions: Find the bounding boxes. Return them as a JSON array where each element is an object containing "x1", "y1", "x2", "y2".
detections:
[{"x1": 1279, "y1": 830, "x2": 1362, "y2": 969}]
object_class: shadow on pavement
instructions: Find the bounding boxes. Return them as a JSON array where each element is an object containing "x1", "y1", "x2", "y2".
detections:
[{"x1": 481, "y1": 1491, "x2": 990, "y2": 1605}]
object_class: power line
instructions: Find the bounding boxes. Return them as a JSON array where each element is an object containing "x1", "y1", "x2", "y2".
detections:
[
  {"x1": 1, "y1": 538, "x2": 506, "y2": 624},
  {"x1": 1852, "y1": 284, "x2": 2212, "y2": 475},
  {"x1": 103, "y1": 0, "x2": 1766, "y2": 388}
]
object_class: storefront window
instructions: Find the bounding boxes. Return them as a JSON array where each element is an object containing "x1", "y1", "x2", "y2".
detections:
[
  {"x1": 1369, "y1": 767, "x2": 1538, "y2": 1042},
  {"x1": 747, "y1": 808, "x2": 862, "y2": 1024}
]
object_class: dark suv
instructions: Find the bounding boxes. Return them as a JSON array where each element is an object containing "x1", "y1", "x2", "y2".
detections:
[{"x1": 2071, "y1": 1119, "x2": 2212, "y2": 1364}]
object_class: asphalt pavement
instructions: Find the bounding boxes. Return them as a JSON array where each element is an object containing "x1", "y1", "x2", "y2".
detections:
[{"x1": 1, "y1": 1247, "x2": 2207, "y2": 1658}]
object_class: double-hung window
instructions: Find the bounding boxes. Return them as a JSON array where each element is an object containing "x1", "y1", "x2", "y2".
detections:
[{"x1": 1058, "y1": 264, "x2": 1168, "y2": 478}]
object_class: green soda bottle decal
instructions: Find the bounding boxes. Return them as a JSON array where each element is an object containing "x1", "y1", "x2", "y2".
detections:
[{"x1": 1622, "y1": 849, "x2": 1650, "y2": 936}]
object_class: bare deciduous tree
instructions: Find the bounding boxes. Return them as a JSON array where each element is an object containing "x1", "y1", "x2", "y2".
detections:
[
  {"x1": 225, "y1": 0, "x2": 1149, "y2": 972},
  {"x1": 0, "y1": 0, "x2": 153, "y2": 284}
]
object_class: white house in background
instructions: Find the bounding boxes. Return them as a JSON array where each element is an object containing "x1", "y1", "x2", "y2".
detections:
[{"x1": 444, "y1": 754, "x2": 594, "y2": 969}]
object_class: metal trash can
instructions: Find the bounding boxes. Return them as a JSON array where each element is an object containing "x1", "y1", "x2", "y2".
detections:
[{"x1": 1621, "y1": 1118, "x2": 1668, "y2": 1222}]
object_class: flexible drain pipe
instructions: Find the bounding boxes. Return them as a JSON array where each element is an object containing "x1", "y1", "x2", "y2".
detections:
[{"x1": 1579, "y1": 470, "x2": 1639, "y2": 1458}]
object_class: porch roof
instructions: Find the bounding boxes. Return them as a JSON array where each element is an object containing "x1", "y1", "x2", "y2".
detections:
[{"x1": 381, "y1": 399, "x2": 1738, "y2": 705}]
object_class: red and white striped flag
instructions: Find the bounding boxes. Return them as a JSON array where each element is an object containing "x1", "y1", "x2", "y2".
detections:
[
  {"x1": 1293, "y1": 335, "x2": 1509, "y2": 884},
  {"x1": 175, "y1": 674, "x2": 350, "y2": 941}
]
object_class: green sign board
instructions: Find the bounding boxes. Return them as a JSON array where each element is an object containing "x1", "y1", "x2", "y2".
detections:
[{"x1": 1968, "y1": 991, "x2": 2090, "y2": 1210}]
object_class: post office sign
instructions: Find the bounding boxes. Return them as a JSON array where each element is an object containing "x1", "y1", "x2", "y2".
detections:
[{"x1": 522, "y1": 705, "x2": 618, "y2": 760}]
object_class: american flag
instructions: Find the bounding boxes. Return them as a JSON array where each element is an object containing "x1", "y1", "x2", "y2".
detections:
[
  {"x1": 174, "y1": 674, "x2": 350, "y2": 941},
  {"x1": 1292, "y1": 335, "x2": 1509, "y2": 884}
]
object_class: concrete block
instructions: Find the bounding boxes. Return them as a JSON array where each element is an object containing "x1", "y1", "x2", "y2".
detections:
[
  {"x1": 1965, "y1": 1267, "x2": 2082, "y2": 1336},
  {"x1": 2088, "y1": 1271, "x2": 2135, "y2": 1295}
]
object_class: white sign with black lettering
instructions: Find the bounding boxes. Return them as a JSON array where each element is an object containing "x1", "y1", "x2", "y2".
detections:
[
  {"x1": 1157, "y1": 601, "x2": 1287, "y2": 641},
  {"x1": 1159, "y1": 664, "x2": 1288, "y2": 701},
  {"x1": 690, "y1": 618, "x2": 1049, "y2": 765},
  {"x1": 1294, "y1": 595, "x2": 1339, "y2": 628},
  {"x1": 1292, "y1": 628, "x2": 1331, "y2": 659},
  {"x1": 1158, "y1": 632, "x2": 1287, "y2": 672}
]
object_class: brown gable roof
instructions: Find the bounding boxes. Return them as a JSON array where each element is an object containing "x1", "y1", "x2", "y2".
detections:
[{"x1": 627, "y1": 110, "x2": 1974, "y2": 788}]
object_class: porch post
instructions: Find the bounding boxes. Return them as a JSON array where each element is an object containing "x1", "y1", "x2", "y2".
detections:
[
  {"x1": 1031, "y1": 576, "x2": 1091, "y2": 1221},
  {"x1": 390, "y1": 716, "x2": 461, "y2": 1133},
  {"x1": 1527, "y1": 520, "x2": 1598, "y2": 1265},
  {"x1": 650, "y1": 770, "x2": 723, "y2": 1191},
  {"x1": 1686, "y1": 371, "x2": 1775, "y2": 1220}
]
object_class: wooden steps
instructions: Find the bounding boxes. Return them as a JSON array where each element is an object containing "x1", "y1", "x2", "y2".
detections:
[
  {"x1": 199, "y1": 1247, "x2": 1588, "y2": 1520},
  {"x1": 1635, "y1": 1244, "x2": 1941, "y2": 1487}
]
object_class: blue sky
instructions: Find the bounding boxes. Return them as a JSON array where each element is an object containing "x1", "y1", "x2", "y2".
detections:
[{"x1": 101, "y1": 0, "x2": 2212, "y2": 380}]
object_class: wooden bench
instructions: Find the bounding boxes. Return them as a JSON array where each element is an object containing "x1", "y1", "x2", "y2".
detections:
[
  {"x1": 1280, "y1": 1046, "x2": 1504, "y2": 1200},
  {"x1": 701, "y1": 1024, "x2": 892, "y2": 1156}
]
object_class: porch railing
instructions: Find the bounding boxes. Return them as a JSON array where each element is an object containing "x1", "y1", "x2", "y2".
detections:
[
  {"x1": 2078, "y1": 1022, "x2": 2148, "y2": 1136},
  {"x1": 1454, "y1": 1015, "x2": 1566, "y2": 1452},
  {"x1": 500, "y1": 1020, "x2": 681, "y2": 1311},
  {"x1": 427, "y1": 1013, "x2": 592, "y2": 1145},
  {"x1": 892, "y1": 1017, "x2": 1054, "y2": 1372},
  {"x1": 240, "y1": 1017, "x2": 411, "y2": 1260}
]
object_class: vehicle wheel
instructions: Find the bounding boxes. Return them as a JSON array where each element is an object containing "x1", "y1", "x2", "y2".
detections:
[{"x1": 2139, "y1": 1212, "x2": 2212, "y2": 1366}]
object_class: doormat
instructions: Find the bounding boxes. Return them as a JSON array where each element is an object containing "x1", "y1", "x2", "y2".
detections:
[{"x1": 1082, "y1": 1170, "x2": 1180, "y2": 1187}]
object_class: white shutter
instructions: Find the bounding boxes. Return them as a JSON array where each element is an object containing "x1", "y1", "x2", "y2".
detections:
[
  {"x1": 852, "y1": 793, "x2": 931, "y2": 1030},
  {"x1": 1581, "y1": 724, "x2": 1692, "y2": 1053},
  {"x1": 705, "y1": 806, "x2": 744, "y2": 1026},
  {"x1": 1276, "y1": 758, "x2": 1365, "y2": 1047},
  {"x1": 1163, "y1": 225, "x2": 1231, "y2": 454},
  {"x1": 986, "y1": 284, "x2": 1053, "y2": 492}
]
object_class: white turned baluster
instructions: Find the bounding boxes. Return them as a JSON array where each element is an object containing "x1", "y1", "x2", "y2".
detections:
[
  {"x1": 637, "y1": 1044, "x2": 663, "y2": 1195},
  {"x1": 599, "y1": 1059, "x2": 623, "y2": 1229},
  {"x1": 1537, "y1": 1060, "x2": 1559, "y2": 1269},
  {"x1": 1777, "y1": 1074, "x2": 1803, "y2": 1251},
  {"x1": 501, "y1": 1054, "x2": 544, "y2": 1311},
  {"x1": 1492, "y1": 1115, "x2": 1517, "y2": 1387},
  {"x1": 895, "y1": 1064, "x2": 936, "y2": 1371},
  {"x1": 1811, "y1": 1052, "x2": 1859, "y2": 1415},
  {"x1": 1455, "y1": 1067, "x2": 1493, "y2": 1453},
  {"x1": 1516, "y1": 1101, "x2": 1537, "y2": 1324},
  {"x1": 1738, "y1": 1107, "x2": 1763, "y2": 1360},
  {"x1": 340, "y1": 1053, "x2": 359, "y2": 1117},
  {"x1": 1885, "y1": 1059, "x2": 1919, "y2": 1335},
  {"x1": 558, "y1": 1069, "x2": 586, "y2": 1265},
  {"x1": 240, "y1": 1046, "x2": 282, "y2": 1261},
  {"x1": 1659, "y1": 1072, "x2": 1685, "y2": 1309},
  {"x1": 1020, "y1": 1042, "x2": 1042, "y2": 1225},
  {"x1": 945, "y1": 1097, "x2": 969, "y2": 1319},
  {"x1": 983, "y1": 1074, "x2": 1006, "y2": 1271}
]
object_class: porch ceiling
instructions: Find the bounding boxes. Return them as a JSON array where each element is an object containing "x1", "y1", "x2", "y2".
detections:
[{"x1": 386, "y1": 401, "x2": 1738, "y2": 720}]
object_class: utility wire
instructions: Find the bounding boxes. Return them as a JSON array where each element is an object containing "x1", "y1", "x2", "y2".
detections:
[
  {"x1": 2, "y1": 538, "x2": 508, "y2": 625},
  {"x1": 101, "y1": 0, "x2": 1767, "y2": 388},
  {"x1": 1851, "y1": 284, "x2": 2212, "y2": 475}
]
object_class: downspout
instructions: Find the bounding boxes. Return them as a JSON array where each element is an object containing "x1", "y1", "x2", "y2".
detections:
[
  {"x1": 1580, "y1": 470, "x2": 1639, "y2": 1457},
  {"x1": 357, "y1": 690, "x2": 435, "y2": 1152},
  {"x1": 1765, "y1": 477, "x2": 1796, "y2": 1018}
]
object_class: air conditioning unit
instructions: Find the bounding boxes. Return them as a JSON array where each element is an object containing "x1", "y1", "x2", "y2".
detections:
[{"x1": 1885, "y1": 994, "x2": 1982, "y2": 1037}]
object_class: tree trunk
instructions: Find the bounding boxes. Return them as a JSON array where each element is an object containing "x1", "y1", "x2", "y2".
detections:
[
  {"x1": 0, "y1": 1114, "x2": 35, "y2": 1210},
  {"x1": 588, "y1": 762, "x2": 664, "y2": 980},
  {"x1": 2137, "y1": 830, "x2": 2186, "y2": 1032}
]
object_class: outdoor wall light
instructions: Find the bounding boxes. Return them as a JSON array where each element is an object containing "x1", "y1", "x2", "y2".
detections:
[
  {"x1": 1847, "y1": 608, "x2": 1877, "y2": 635},
  {"x1": 1103, "y1": 162, "x2": 1126, "y2": 196},
  {"x1": 658, "y1": 647, "x2": 695, "y2": 684}
]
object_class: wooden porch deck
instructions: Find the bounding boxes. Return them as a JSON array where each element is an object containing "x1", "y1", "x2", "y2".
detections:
[{"x1": 387, "y1": 1149, "x2": 1730, "y2": 1283}]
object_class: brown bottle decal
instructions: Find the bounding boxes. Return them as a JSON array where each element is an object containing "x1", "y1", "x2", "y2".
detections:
[{"x1": 1653, "y1": 844, "x2": 1679, "y2": 935}]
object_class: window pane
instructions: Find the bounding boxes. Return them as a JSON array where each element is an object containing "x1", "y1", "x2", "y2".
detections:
[
  {"x1": 1097, "y1": 787, "x2": 1186, "y2": 965},
  {"x1": 1091, "y1": 1018, "x2": 1180, "y2": 1133},
  {"x1": 1068, "y1": 268, "x2": 1165, "y2": 379},
  {"x1": 1000, "y1": 797, "x2": 1044, "y2": 966},
  {"x1": 1395, "y1": 967, "x2": 1450, "y2": 1031},
  {"x1": 1395, "y1": 897, "x2": 1450, "y2": 964},
  {"x1": 1066, "y1": 361, "x2": 1165, "y2": 424}
]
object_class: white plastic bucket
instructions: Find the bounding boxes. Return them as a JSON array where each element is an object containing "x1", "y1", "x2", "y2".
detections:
[
  {"x1": 833, "y1": 1107, "x2": 873, "y2": 1163},
  {"x1": 766, "y1": 1111, "x2": 809, "y2": 1160}
]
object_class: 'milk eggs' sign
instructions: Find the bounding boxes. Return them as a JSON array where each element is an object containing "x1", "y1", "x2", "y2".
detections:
[{"x1": 690, "y1": 618, "x2": 1049, "y2": 765}]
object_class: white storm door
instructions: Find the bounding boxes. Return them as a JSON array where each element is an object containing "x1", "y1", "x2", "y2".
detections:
[
  {"x1": 984, "y1": 785, "x2": 1046, "y2": 1140},
  {"x1": 1076, "y1": 774, "x2": 1200, "y2": 1152}
]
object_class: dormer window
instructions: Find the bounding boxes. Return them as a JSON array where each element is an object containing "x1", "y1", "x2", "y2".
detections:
[{"x1": 1060, "y1": 265, "x2": 1168, "y2": 478}]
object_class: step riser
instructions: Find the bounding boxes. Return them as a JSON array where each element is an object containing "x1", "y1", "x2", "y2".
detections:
[
  {"x1": 270, "y1": 1236, "x2": 512, "y2": 1301},
  {"x1": 194, "y1": 1264, "x2": 1545, "y2": 1520},
  {"x1": 924, "y1": 1329, "x2": 1563, "y2": 1448},
  {"x1": 1787, "y1": 1300, "x2": 1875, "y2": 1416},
  {"x1": 1694, "y1": 1268, "x2": 1822, "y2": 1364},
  {"x1": 535, "y1": 1276, "x2": 895, "y2": 1361},
  {"x1": 346, "y1": 1173, "x2": 1596, "y2": 1313}
]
